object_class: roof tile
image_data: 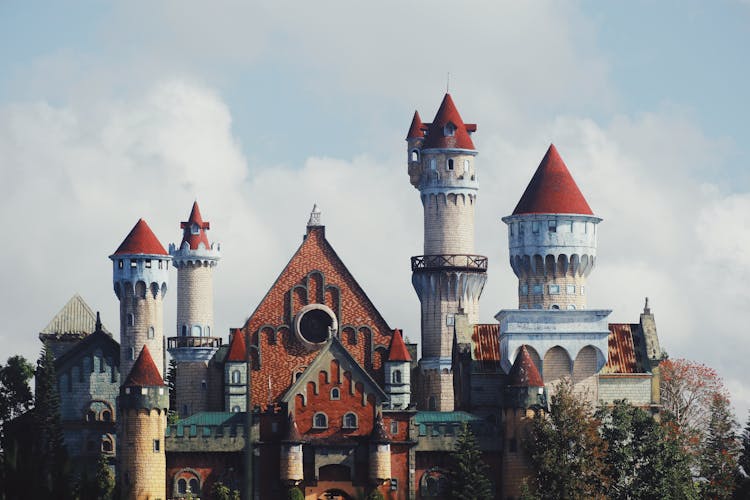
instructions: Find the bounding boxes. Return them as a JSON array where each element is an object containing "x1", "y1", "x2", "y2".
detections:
[
  {"x1": 113, "y1": 219, "x2": 168, "y2": 256},
  {"x1": 180, "y1": 201, "x2": 211, "y2": 250},
  {"x1": 508, "y1": 345, "x2": 544, "y2": 387},
  {"x1": 422, "y1": 94, "x2": 476, "y2": 150},
  {"x1": 387, "y1": 329, "x2": 412, "y2": 362},
  {"x1": 226, "y1": 329, "x2": 247, "y2": 362},
  {"x1": 124, "y1": 345, "x2": 164, "y2": 387}
]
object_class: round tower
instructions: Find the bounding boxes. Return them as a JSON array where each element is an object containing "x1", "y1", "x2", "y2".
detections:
[
  {"x1": 407, "y1": 94, "x2": 487, "y2": 411},
  {"x1": 110, "y1": 219, "x2": 170, "y2": 379},
  {"x1": 118, "y1": 345, "x2": 169, "y2": 500},
  {"x1": 501, "y1": 145, "x2": 601, "y2": 310},
  {"x1": 368, "y1": 413, "x2": 391, "y2": 484},
  {"x1": 167, "y1": 201, "x2": 222, "y2": 417},
  {"x1": 384, "y1": 329, "x2": 412, "y2": 410},
  {"x1": 279, "y1": 413, "x2": 304, "y2": 485}
]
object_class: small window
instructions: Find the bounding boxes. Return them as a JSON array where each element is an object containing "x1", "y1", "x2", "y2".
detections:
[
  {"x1": 201, "y1": 380, "x2": 207, "y2": 390},
  {"x1": 158, "y1": 387, "x2": 164, "y2": 395},
  {"x1": 532, "y1": 221, "x2": 539, "y2": 233},
  {"x1": 158, "y1": 260, "x2": 163, "y2": 269},
  {"x1": 191, "y1": 325, "x2": 202, "y2": 337},
  {"x1": 231, "y1": 370, "x2": 241, "y2": 384},
  {"x1": 430, "y1": 158, "x2": 437, "y2": 171},
  {"x1": 191, "y1": 224, "x2": 200, "y2": 235},
  {"x1": 189, "y1": 478, "x2": 199, "y2": 494},
  {"x1": 532, "y1": 284, "x2": 543, "y2": 295},
  {"x1": 178, "y1": 478, "x2": 187, "y2": 494},
  {"x1": 102, "y1": 438, "x2": 113, "y2": 453},
  {"x1": 519, "y1": 222, "x2": 525, "y2": 235},
  {"x1": 153, "y1": 439, "x2": 160, "y2": 452},
  {"x1": 313, "y1": 412, "x2": 328, "y2": 429},
  {"x1": 566, "y1": 285, "x2": 576, "y2": 294},
  {"x1": 549, "y1": 284, "x2": 560, "y2": 295},
  {"x1": 147, "y1": 326, "x2": 155, "y2": 339},
  {"x1": 567, "y1": 304, "x2": 576, "y2": 310},
  {"x1": 392, "y1": 370, "x2": 402, "y2": 384},
  {"x1": 130, "y1": 260, "x2": 137, "y2": 269},
  {"x1": 520, "y1": 284, "x2": 529, "y2": 295},
  {"x1": 145, "y1": 260, "x2": 152, "y2": 269},
  {"x1": 447, "y1": 159, "x2": 454, "y2": 171},
  {"x1": 548, "y1": 220, "x2": 557, "y2": 232},
  {"x1": 232, "y1": 406, "x2": 241, "y2": 413},
  {"x1": 127, "y1": 314, "x2": 134, "y2": 327},
  {"x1": 446, "y1": 313, "x2": 455, "y2": 326},
  {"x1": 464, "y1": 159, "x2": 470, "y2": 173},
  {"x1": 141, "y1": 387, "x2": 148, "y2": 395},
  {"x1": 102, "y1": 410, "x2": 112, "y2": 422},
  {"x1": 118, "y1": 260, "x2": 124, "y2": 269},
  {"x1": 390, "y1": 479, "x2": 398, "y2": 491},
  {"x1": 444, "y1": 123, "x2": 456, "y2": 136},
  {"x1": 411, "y1": 150, "x2": 419, "y2": 162},
  {"x1": 509, "y1": 223, "x2": 514, "y2": 236},
  {"x1": 581, "y1": 286, "x2": 586, "y2": 295},
  {"x1": 129, "y1": 347, "x2": 135, "y2": 360},
  {"x1": 343, "y1": 413, "x2": 357, "y2": 429},
  {"x1": 330, "y1": 387, "x2": 340, "y2": 400},
  {"x1": 125, "y1": 387, "x2": 131, "y2": 395},
  {"x1": 551, "y1": 304, "x2": 560, "y2": 310},
  {"x1": 391, "y1": 421, "x2": 399, "y2": 435},
  {"x1": 181, "y1": 325, "x2": 187, "y2": 336}
]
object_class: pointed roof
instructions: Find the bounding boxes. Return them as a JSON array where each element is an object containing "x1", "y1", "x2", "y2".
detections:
[
  {"x1": 387, "y1": 329, "x2": 411, "y2": 362},
  {"x1": 508, "y1": 345, "x2": 544, "y2": 387},
  {"x1": 40, "y1": 294, "x2": 109, "y2": 336},
  {"x1": 283, "y1": 413, "x2": 304, "y2": 443},
  {"x1": 370, "y1": 413, "x2": 390, "y2": 443},
  {"x1": 421, "y1": 94, "x2": 476, "y2": 150},
  {"x1": 512, "y1": 144, "x2": 593, "y2": 215},
  {"x1": 179, "y1": 201, "x2": 211, "y2": 250},
  {"x1": 406, "y1": 110, "x2": 424, "y2": 140},
  {"x1": 226, "y1": 329, "x2": 247, "y2": 362},
  {"x1": 113, "y1": 219, "x2": 168, "y2": 256},
  {"x1": 123, "y1": 345, "x2": 164, "y2": 387}
]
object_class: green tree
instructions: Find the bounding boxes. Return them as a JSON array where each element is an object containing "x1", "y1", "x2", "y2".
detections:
[
  {"x1": 523, "y1": 379, "x2": 608, "y2": 499},
  {"x1": 166, "y1": 358, "x2": 179, "y2": 425},
  {"x1": 212, "y1": 481, "x2": 241, "y2": 500},
  {"x1": 699, "y1": 394, "x2": 739, "y2": 499},
  {"x1": 448, "y1": 422, "x2": 493, "y2": 500},
  {"x1": 737, "y1": 411, "x2": 750, "y2": 498},
  {"x1": 286, "y1": 486, "x2": 304, "y2": 500},
  {"x1": 0, "y1": 356, "x2": 34, "y2": 425}
]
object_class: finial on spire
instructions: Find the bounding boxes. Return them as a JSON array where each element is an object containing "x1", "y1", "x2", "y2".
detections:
[
  {"x1": 307, "y1": 204, "x2": 322, "y2": 227},
  {"x1": 446, "y1": 72, "x2": 450, "y2": 93},
  {"x1": 95, "y1": 311, "x2": 102, "y2": 332},
  {"x1": 644, "y1": 297, "x2": 651, "y2": 315}
]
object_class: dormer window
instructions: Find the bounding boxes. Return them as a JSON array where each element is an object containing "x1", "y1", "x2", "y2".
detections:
[
  {"x1": 444, "y1": 122, "x2": 456, "y2": 137},
  {"x1": 191, "y1": 224, "x2": 200, "y2": 235}
]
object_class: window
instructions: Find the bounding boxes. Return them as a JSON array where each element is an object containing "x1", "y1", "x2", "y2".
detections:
[
  {"x1": 181, "y1": 325, "x2": 187, "y2": 336},
  {"x1": 189, "y1": 478, "x2": 199, "y2": 494},
  {"x1": 411, "y1": 150, "x2": 419, "y2": 162},
  {"x1": 567, "y1": 304, "x2": 576, "y2": 310},
  {"x1": 191, "y1": 325, "x2": 202, "y2": 337},
  {"x1": 447, "y1": 159, "x2": 454, "y2": 171},
  {"x1": 201, "y1": 380, "x2": 207, "y2": 390},
  {"x1": 102, "y1": 410, "x2": 112, "y2": 422},
  {"x1": 330, "y1": 387, "x2": 340, "y2": 400},
  {"x1": 509, "y1": 223, "x2": 514, "y2": 236},
  {"x1": 177, "y1": 479, "x2": 187, "y2": 494},
  {"x1": 191, "y1": 224, "x2": 200, "y2": 235},
  {"x1": 145, "y1": 260, "x2": 152, "y2": 269},
  {"x1": 130, "y1": 260, "x2": 137, "y2": 269},
  {"x1": 548, "y1": 220, "x2": 557, "y2": 232},
  {"x1": 391, "y1": 421, "x2": 398, "y2": 435},
  {"x1": 390, "y1": 479, "x2": 398, "y2": 491},
  {"x1": 127, "y1": 313, "x2": 134, "y2": 327},
  {"x1": 147, "y1": 326, "x2": 155, "y2": 339},
  {"x1": 566, "y1": 285, "x2": 576, "y2": 294},
  {"x1": 444, "y1": 123, "x2": 456, "y2": 136},
  {"x1": 430, "y1": 158, "x2": 436, "y2": 170},
  {"x1": 343, "y1": 413, "x2": 357, "y2": 429},
  {"x1": 445, "y1": 313, "x2": 455, "y2": 326},
  {"x1": 392, "y1": 370, "x2": 402, "y2": 384},
  {"x1": 549, "y1": 284, "x2": 560, "y2": 294},
  {"x1": 532, "y1": 284, "x2": 543, "y2": 295},
  {"x1": 551, "y1": 304, "x2": 560, "y2": 310},
  {"x1": 520, "y1": 284, "x2": 529, "y2": 295},
  {"x1": 141, "y1": 387, "x2": 148, "y2": 395},
  {"x1": 532, "y1": 221, "x2": 539, "y2": 233},
  {"x1": 581, "y1": 286, "x2": 586, "y2": 295},
  {"x1": 102, "y1": 438, "x2": 113, "y2": 453},
  {"x1": 464, "y1": 159, "x2": 470, "y2": 173},
  {"x1": 158, "y1": 260, "x2": 163, "y2": 269},
  {"x1": 428, "y1": 396, "x2": 437, "y2": 411},
  {"x1": 118, "y1": 260, "x2": 124, "y2": 269},
  {"x1": 232, "y1": 406, "x2": 241, "y2": 413},
  {"x1": 129, "y1": 347, "x2": 135, "y2": 360},
  {"x1": 231, "y1": 370, "x2": 241, "y2": 384},
  {"x1": 153, "y1": 439, "x2": 160, "y2": 452},
  {"x1": 519, "y1": 222, "x2": 525, "y2": 235},
  {"x1": 313, "y1": 412, "x2": 328, "y2": 429}
]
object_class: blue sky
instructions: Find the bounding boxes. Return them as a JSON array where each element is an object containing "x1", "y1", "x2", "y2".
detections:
[{"x1": 1, "y1": 1, "x2": 749, "y2": 417}]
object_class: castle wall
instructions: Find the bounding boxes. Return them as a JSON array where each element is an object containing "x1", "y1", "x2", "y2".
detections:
[
  {"x1": 598, "y1": 375, "x2": 652, "y2": 406},
  {"x1": 422, "y1": 191, "x2": 476, "y2": 255},
  {"x1": 175, "y1": 361, "x2": 210, "y2": 416}
]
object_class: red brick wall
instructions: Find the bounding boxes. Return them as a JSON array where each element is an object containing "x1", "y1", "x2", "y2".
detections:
[{"x1": 167, "y1": 452, "x2": 243, "y2": 498}]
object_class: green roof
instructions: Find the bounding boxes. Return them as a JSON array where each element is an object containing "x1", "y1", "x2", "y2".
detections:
[
  {"x1": 174, "y1": 412, "x2": 244, "y2": 427},
  {"x1": 415, "y1": 411, "x2": 483, "y2": 424}
]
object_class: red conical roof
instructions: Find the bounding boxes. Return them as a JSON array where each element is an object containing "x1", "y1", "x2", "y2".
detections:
[
  {"x1": 406, "y1": 110, "x2": 425, "y2": 140},
  {"x1": 283, "y1": 413, "x2": 304, "y2": 443},
  {"x1": 226, "y1": 329, "x2": 247, "y2": 362},
  {"x1": 512, "y1": 144, "x2": 593, "y2": 215},
  {"x1": 422, "y1": 94, "x2": 476, "y2": 150},
  {"x1": 370, "y1": 413, "x2": 390, "y2": 443},
  {"x1": 124, "y1": 345, "x2": 164, "y2": 387},
  {"x1": 179, "y1": 201, "x2": 211, "y2": 250},
  {"x1": 508, "y1": 345, "x2": 543, "y2": 387},
  {"x1": 113, "y1": 219, "x2": 168, "y2": 256},
  {"x1": 387, "y1": 329, "x2": 412, "y2": 362}
]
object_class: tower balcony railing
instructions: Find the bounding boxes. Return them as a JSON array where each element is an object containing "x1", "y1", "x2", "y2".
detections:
[
  {"x1": 411, "y1": 254, "x2": 488, "y2": 273},
  {"x1": 167, "y1": 336, "x2": 223, "y2": 350}
]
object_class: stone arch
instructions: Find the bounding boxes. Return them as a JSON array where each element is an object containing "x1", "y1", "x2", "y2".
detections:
[
  {"x1": 545, "y1": 254, "x2": 556, "y2": 276},
  {"x1": 570, "y1": 254, "x2": 580, "y2": 276},
  {"x1": 172, "y1": 467, "x2": 202, "y2": 498},
  {"x1": 543, "y1": 346, "x2": 572, "y2": 394},
  {"x1": 150, "y1": 282, "x2": 159, "y2": 299},
  {"x1": 557, "y1": 254, "x2": 568, "y2": 276},
  {"x1": 135, "y1": 280, "x2": 147, "y2": 299},
  {"x1": 573, "y1": 345, "x2": 600, "y2": 402},
  {"x1": 532, "y1": 254, "x2": 544, "y2": 275}
]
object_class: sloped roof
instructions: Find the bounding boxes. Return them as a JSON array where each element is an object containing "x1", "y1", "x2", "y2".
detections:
[
  {"x1": 507, "y1": 345, "x2": 544, "y2": 387},
  {"x1": 512, "y1": 144, "x2": 593, "y2": 215},
  {"x1": 370, "y1": 413, "x2": 390, "y2": 443},
  {"x1": 406, "y1": 110, "x2": 424, "y2": 140},
  {"x1": 604, "y1": 324, "x2": 639, "y2": 374},
  {"x1": 415, "y1": 411, "x2": 482, "y2": 424},
  {"x1": 472, "y1": 324, "x2": 501, "y2": 370},
  {"x1": 180, "y1": 201, "x2": 211, "y2": 250},
  {"x1": 226, "y1": 329, "x2": 246, "y2": 362},
  {"x1": 123, "y1": 345, "x2": 164, "y2": 387},
  {"x1": 283, "y1": 413, "x2": 304, "y2": 443},
  {"x1": 40, "y1": 294, "x2": 109, "y2": 336},
  {"x1": 421, "y1": 93, "x2": 476, "y2": 150},
  {"x1": 387, "y1": 329, "x2": 411, "y2": 362},
  {"x1": 113, "y1": 219, "x2": 168, "y2": 256},
  {"x1": 54, "y1": 314, "x2": 119, "y2": 369}
]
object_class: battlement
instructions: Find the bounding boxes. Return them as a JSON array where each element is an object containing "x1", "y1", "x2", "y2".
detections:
[{"x1": 169, "y1": 241, "x2": 221, "y2": 267}]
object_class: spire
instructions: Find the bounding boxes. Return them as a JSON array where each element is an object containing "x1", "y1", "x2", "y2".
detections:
[
  {"x1": 95, "y1": 311, "x2": 102, "y2": 332},
  {"x1": 113, "y1": 219, "x2": 168, "y2": 256},
  {"x1": 370, "y1": 413, "x2": 390, "y2": 443},
  {"x1": 421, "y1": 93, "x2": 476, "y2": 150},
  {"x1": 387, "y1": 329, "x2": 412, "y2": 362},
  {"x1": 226, "y1": 329, "x2": 247, "y2": 362},
  {"x1": 179, "y1": 201, "x2": 211, "y2": 250},
  {"x1": 283, "y1": 413, "x2": 304, "y2": 443},
  {"x1": 512, "y1": 144, "x2": 593, "y2": 216},
  {"x1": 406, "y1": 111, "x2": 425, "y2": 140},
  {"x1": 123, "y1": 345, "x2": 164, "y2": 387},
  {"x1": 307, "y1": 204, "x2": 322, "y2": 227},
  {"x1": 507, "y1": 346, "x2": 543, "y2": 387},
  {"x1": 644, "y1": 297, "x2": 651, "y2": 315}
]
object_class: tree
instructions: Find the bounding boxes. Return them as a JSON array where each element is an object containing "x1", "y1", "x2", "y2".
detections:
[
  {"x1": 737, "y1": 412, "x2": 750, "y2": 498},
  {"x1": 212, "y1": 481, "x2": 241, "y2": 500},
  {"x1": 166, "y1": 358, "x2": 179, "y2": 425},
  {"x1": 598, "y1": 400, "x2": 697, "y2": 499},
  {"x1": 449, "y1": 422, "x2": 493, "y2": 500},
  {"x1": 0, "y1": 356, "x2": 34, "y2": 425},
  {"x1": 523, "y1": 379, "x2": 608, "y2": 499},
  {"x1": 699, "y1": 393, "x2": 739, "y2": 499}
]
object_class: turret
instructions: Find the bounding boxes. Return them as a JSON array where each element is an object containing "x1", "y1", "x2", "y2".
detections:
[
  {"x1": 368, "y1": 413, "x2": 391, "y2": 484},
  {"x1": 384, "y1": 329, "x2": 412, "y2": 409},
  {"x1": 408, "y1": 94, "x2": 487, "y2": 411},
  {"x1": 279, "y1": 413, "x2": 304, "y2": 485},
  {"x1": 224, "y1": 329, "x2": 248, "y2": 412},
  {"x1": 501, "y1": 145, "x2": 601, "y2": 310},
  {"x1": 118, "y1": 346, "x2": 168, "y2": 500},
  {"x1": 167, "y1": 202, "x2": 222, "y2": 416},
  {"x1": 110, "y1": 219, "x2": 170, "y2": 378}
]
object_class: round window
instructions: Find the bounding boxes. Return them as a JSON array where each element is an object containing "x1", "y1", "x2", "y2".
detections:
[{"x1": 294, "y1": 304, "x2": 337, "y2": 349}]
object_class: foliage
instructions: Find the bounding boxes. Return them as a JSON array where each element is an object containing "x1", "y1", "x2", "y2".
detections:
[
  {"x1": 598, "y1": 400, "x2": 697, "y2": 499},
  {"x1": 167, "y1": 358, "x2": 179, "y2": 424},
  {"x1": 212, "y1": 481, "x2": 241, "y2": 500},
  {"x1": 0, "y1": 356, "x2": 34, "y2": 426},
  {"x1": 737, "y1": 411, "x2": 750, "y2": 498},
  {"x1": 366, "y1": 489, "x2": 384, "y2": 500},
  {"x1": 698, "y1": 394, "x2": 739, "y2": 499},
  {"x1": 449, "y1": 422, "x2": 493, "y2": 500},
  {"x1": 523, "y1": 379, "x2": 608, "y2": 499}
]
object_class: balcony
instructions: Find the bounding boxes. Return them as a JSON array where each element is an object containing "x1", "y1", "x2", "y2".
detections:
[
  {"x1": 167, "y1": 336, "x2": 223, "y2": 350},
  {"x1": 411, "y1": 254, "x2": 488, "y2": 273}
]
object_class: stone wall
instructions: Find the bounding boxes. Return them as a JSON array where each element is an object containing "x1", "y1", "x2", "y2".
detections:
[
  {"x1": 120, "y1": 290, "x2": 165, "y2": 379},
  {"x1": 120, "y1": 408, "x2": 167, "y2": 500},
  {"x1": 176, "y1": 262, "x2": 214, "y2": 336},
  {"x1": 598, "y1": 375, "x2": 652, "y2": 406}
]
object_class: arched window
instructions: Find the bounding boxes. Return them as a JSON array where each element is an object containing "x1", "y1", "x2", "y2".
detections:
[
  {"x1": 189, "y1": 478, "x2": 199, "y2": 494},
  {"x1": 127, "y1": 313, "x2": 134, "y2": 327},
  {"x1": 102, "y1": 437, "x2": 113, "y2": 453},
  {"x1": 428, "y1": 396, "x2": 437, "y2": 411},
  {"x1": 410, "y1": 150, "x2": 419, "y2": 162},
  {"x1": 191, "y1": 325, "x2": 202, "y2": 337},
  {"x1": 101, "y1": 410, "x2": 112, "y2": 422},
  {"x1": 231, "y1": 370, "x2": 241, "y2": 384},
  {"x1": 551, "y1": 304, "x2": 560, "y2": 310},
  {"x1": 313, "y1": 412, "x2": 328, "y2": 429},
  {"x1": 177, "y1": 478, "x2": 187, "y2": 494},
  {"x1": 232, "y1": 406, "x2": 241, "y2": 413},
  {"x1": 343, "y1": 412, "x2": 357, "y2": 429},
  {"x1": 181, "y1": 325, "x2": 187, "y2": 336},
  {"x1": 147, "y1": 326, "x2": 155, "y2": 339},
  {"x1": 330, "y1": 387, "x2": 340, "y2": 400},
  {"x1": 392, "y1": 370, "x2": 402, "y2": 384}
]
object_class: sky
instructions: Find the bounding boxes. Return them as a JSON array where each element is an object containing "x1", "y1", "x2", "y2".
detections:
[{"x1": 1, "y1": 1, "x2": 749, "y2": 419}]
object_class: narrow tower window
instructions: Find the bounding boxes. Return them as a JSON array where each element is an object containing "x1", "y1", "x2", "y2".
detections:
[
  {"x1": 153, "y1": 439, "x2": 160, "y2": 452},
  {"x1": 181, "y1": 325, "x2": 187, "y2": 336},
  {"x1": 532, "y1": 221, "x2": 539, "y2": 233},
  {"x1": 447, "y1": 159, "x2": 454, "y2": 171},
  {"x1": 411, "y1": 150, "x2": 419, "y2": 162},
  {"x1": 430, "y1": 158, "x2": 436, "y2": 171},
  {"x1": 392, "y1": 370, "x2": 402, "y2": 384},
  {"x1": 147, "y1": 326, "x2": 155, "y2": 339},
  {"x1": 548, "y1": 220, "x2": 557, "y2": 232},
  {"x1": 127, "y1": 314, "x2": 134, "y2": 327},
  {"x1": 391, "y1": 421, "x2": 399, "y2": 435},
  {"x1": 231, "y1": 370, "x2": 241, "y2": 384}
]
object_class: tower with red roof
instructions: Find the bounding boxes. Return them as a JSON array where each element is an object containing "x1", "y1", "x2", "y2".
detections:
[
  {"x1": 110, "y1": 218, "x2": 171, "y2": 379},
  {"x1": 167, "y1": 202, "x2": 222, "y2": 417},
  {"x1": 384, "y1": 329, "x2": 412, "y2": 409},
  {"x1": 407, "y1": 94, "x2": 487, "y2": 411}
]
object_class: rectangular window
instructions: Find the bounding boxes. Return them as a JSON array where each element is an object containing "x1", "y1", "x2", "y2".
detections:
[
  {"x1": 130, "y1": 260, "x2": 137, "y2": 269},
  {"x1": 391, "y1": 421, "x2": 398, "y2": 435},
  {"x1": 548, "y1": 220, "x2": 557, "y2": 232},
  {"x1": 118, "y1": 260, "x2": 124, "y2": 269},
  {"x1": 519, "y1": 222, "x2": 525, "y2": 235},
  {"x1": 566, "y1": 285, "x2": 576, "y2": 294},
  {"x1": 509, "y1": 223, "x2": 514, "y2": 236},
  {"x1": 390, "y1": 479, "x2": 398, "y2": 491},
  {"x1": 532, "y1": 284, "x2": 543, "y2": 295},
  {"x1": 581, "y1": 286, "x2": 586, "y2": 295},
  {"x1": 141, "y1": 387, "x2": 148, "y2": 395},
  {"x1": 158, "y1": 260, "x2": 163, "y2": 269},
  {"x1": 445, "y1": 314, "x2": 455, "y2": 326},
  {"x1": 549, "y1": 284, "x2": 560, "y2": 294},
  {"x1": 532, "y1": 221, "x2": 539, "y2": 233},
  {"x1": 145, "y1": 260, "x2": 151, "y2": 269},
  {"x1": 153, "y1": 439, "x2": 160, "y2": 452},
  {"x1": 520, "y1": 284, "x2": 529, "y2": 295}
]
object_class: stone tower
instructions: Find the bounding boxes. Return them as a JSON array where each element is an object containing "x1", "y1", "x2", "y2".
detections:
[
  {"x1": 110, "y1": 219, "x2": 170, "y2": 378},
  {"x1": 368, "y1": 413, "x2": 391, "y2": 484},
  {"x1": 279, "y1": 413, "x2": 304, "y2": 486},
  {"x1": 167, "y1": 201, "x2": 222, "y2": 417},
  {"x1": 407, "y1": 94, "x2": 487, "y2": 411},
  {"x1": 384, "y1": 329, "x2": 412, "y2": 409},
  {"x1": 501, "y1": 144, "x2": 601, "y2": 310},
  {"x1": 118, "y1": 345, "x2": 169, "y2": 500}
]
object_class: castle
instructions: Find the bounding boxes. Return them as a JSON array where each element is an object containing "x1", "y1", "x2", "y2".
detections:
[{"x1": 37, "y1": 93, "x2": 662, "y2": 499}]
